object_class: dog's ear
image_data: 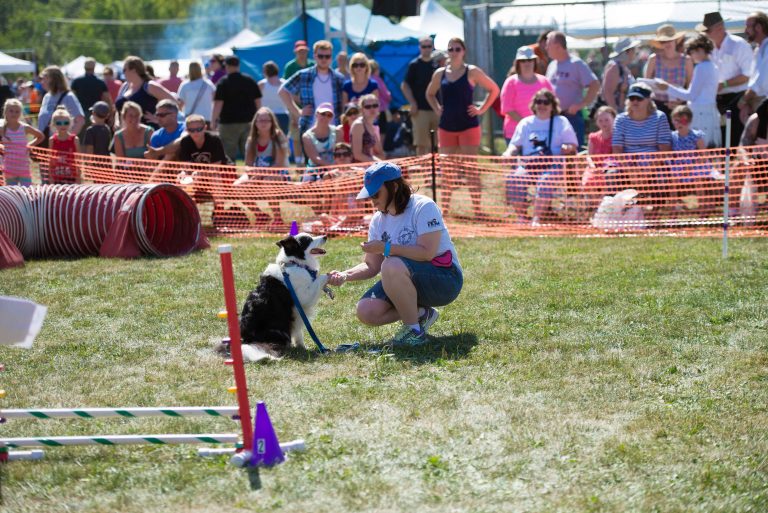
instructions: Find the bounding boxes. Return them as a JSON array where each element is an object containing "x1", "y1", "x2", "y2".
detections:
[{"x1": 277, "y1": 236, "x2": 299, "y2": 252}]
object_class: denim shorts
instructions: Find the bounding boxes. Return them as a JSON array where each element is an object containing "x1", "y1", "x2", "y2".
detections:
[{"x1": 361, "y1": 257, "x2": 463, "y2": 307}]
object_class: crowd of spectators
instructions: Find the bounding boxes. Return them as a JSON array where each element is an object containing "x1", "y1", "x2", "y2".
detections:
[{"x1": 1, "y1": 9, "x2": 767, "y2": 226}]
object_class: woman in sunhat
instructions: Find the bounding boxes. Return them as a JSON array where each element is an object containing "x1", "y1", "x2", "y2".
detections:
[
  {"x1": 326, "y1": 161, "x2": 463, "y2": 347},
  {"x1": 600, "y1": 37, "x2": 640, "y2": 113},
  {"x1": 500, "y1": 46, "x2": 554, "y2": 141},
  {"x1": 644, "y1": 23, "x2": 694, "y2": 126}
]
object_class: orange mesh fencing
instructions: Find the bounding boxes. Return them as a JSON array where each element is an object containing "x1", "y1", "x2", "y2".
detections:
[{"x1": 1, "y1": 143, "x2": 767, "y2": 237}]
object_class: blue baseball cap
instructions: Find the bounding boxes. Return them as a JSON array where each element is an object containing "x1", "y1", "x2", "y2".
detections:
[{"x1": 356, "y1": 161, "x2": 402, "y2": 200}]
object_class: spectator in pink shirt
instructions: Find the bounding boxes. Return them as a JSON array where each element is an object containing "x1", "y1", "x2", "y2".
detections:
[
  {"x1": 500, "y1": 47, "x2": 554, "y2": 141},
  {"x1": 159, "y1": 61, "x2": 182, "y2": 93},
  {"x1": 102, "y1": 66, "x2": 123, "y2": 103}
]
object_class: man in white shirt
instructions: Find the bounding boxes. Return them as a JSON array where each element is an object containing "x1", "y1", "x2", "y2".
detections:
[
  {"x1": 698, "y1": 11, "x2": 753, "y2": 146},
  {"x1": 739, "y1": 12, "x2": 768, "y2": 124},
  {"x1": 279, "y1": 40, "x2": 345, "y2": 138}
]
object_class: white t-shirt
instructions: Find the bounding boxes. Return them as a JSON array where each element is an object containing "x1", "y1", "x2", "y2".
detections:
[
  {"x1": 509, "y1": 115, "x2": 577, "y2": 156},
  {"x1": 178, "y1": 78, "x2": 216, "y2": 122},
  {"x1": 711, "y1": 32, "x2": 753, "y2": 94},
  {"x1": 368, "y1": 194, "x2": 461, "y2": 271},
  {"x1": 312, "y1": 72, "x2": 335, "y2": 123},
  {"x1": 259, "y1": 78, "x2": 288, "y2": 115}
]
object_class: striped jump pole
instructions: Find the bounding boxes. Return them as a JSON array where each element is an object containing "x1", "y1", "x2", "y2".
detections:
[
  {"x1": 0, "y1": 407, "x2": 239, "y2": 420},
  {"x1": 218, "y1": 244, "x2": 253, "y2": 453},
  {"x1": 2, "y1": 433, "x2": 239, "y2": 448}
]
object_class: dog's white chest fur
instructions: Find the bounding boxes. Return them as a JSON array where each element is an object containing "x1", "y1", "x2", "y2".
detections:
[{"x1": 264, "y1": 262, "x2": 327, "y2": 347}]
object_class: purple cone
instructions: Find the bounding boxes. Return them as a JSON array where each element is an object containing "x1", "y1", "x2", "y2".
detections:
[
  {"x1": 249, "y1": 401, "x2": 285, "y2": 467},
  {"x1": 289, "y1": 221, "x2": 299, "y2": 236}
]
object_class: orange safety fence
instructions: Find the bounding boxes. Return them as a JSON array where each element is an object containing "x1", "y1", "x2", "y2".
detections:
[{"x1": 1, "y1": 144, "x2": 768, "y2": 237}]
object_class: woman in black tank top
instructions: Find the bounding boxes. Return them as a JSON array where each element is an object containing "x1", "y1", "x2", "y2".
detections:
[
  {"x1": 424, "y1": 37, "x2": 499, "y2": 220},
  {"x1": 116, "y1": 56, "x2": 175, "y2": 129}
]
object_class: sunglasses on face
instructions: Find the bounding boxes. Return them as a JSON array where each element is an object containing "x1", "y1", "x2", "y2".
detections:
[
  {"x1": 54, "y1": 120, "x2": 70, "y2": 126},
  {"x1": 187, "y1": 126, "x2": 205, "y2": 133},
  {"x1": 351, "y1": 62, "x2": 367, "y2": 69},
  {"x1": 420, "y1": 44, "x2": 433, "y2": 49},
  {"x1": 363, "y1": 103, "x2": 379, "y2": 110},
  {"x1": 447, "y1": 47, "x2": 463, "y2": 53},
  {"x1": 156, "y1": 111, "x2": 173, "y2": 118},
  {"x1": 316, "y1": 54, "x2": 332, "y2": 60},
  {"x1": 534, "y1": 99, "x2": 551, "y2": 105},
  {"x1": 333, "y1": 151, "x2": 351, "y2": 157},
  {"x1": 318, "y1": 111, "x2": 334, "y2": 118},
  {"x1": 370, "y1": 190, "x2": 381, "y2": 200},
  {"x1": 628, "y1": 96, "x2": 646, "y2": 102}
]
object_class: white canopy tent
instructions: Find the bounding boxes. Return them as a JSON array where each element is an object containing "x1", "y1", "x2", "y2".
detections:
[
  {"x1": 61, "y1": 56, "x2": 105, "y2": 79},
  {"x1": 0, "y1": 51, "x2": 35, "y2": 74},
  {"x1": 490, "y1": 0, "x2": 765, "y2": 39},
  {"x1": 192, "y1": 28, "x2": 261, "y2": 59},
  {"x1": 399, "y1": 0, "x2": 465, "y2": 51}
]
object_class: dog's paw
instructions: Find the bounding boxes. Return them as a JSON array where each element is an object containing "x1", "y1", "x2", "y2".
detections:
[{"x1": 214, "y1": 339, "x2": 230, "y2": 358}]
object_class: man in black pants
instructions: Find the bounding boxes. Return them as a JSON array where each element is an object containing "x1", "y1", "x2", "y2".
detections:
[
  {"x1": 211, "y1": 56, "x2": 262, "y2": 162},
  {"x1": 699, "y1": 12, "x2": 753, "y2": 146}
]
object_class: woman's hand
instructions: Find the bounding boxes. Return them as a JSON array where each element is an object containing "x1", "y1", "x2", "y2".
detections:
[
  {"x1": 655, "y1": 79, "x2": 669, "y2": 91},
  {"x1": 361, "y1": 240, "x2": 385, "y2": 254},
  {"x1": 326, "y1": 271, "x2": 347, "y2": 286},
  {"x1": 467, "y1": 104, "x2": 483, "y2": 117}
]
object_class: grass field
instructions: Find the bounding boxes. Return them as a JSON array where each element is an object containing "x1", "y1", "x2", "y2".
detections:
[{"x1": 1, "y1": 236, "x2": 767, "y2": 513}]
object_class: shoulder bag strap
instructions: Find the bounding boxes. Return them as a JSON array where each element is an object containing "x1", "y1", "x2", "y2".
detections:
[
  {"x1": 187, "y1": 80, "x2": 207, "y2": 115},
  {"x1": 547, "y1": 115, "x2": 554, "y2": 153}
]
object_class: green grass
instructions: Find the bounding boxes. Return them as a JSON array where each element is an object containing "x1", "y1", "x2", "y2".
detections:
[{"x1": 1, "y1": 237, "x2": 767, "y2": 512}]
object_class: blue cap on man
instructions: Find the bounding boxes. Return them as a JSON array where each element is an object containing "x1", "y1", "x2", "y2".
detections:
[{"x1": 356, "y1": 161, "x2": 403, "y2": 200}]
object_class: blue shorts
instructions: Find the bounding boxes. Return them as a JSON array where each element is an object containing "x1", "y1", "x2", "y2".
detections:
[{"x1": 361, "y1": 257, "x2": 463, "y2": 308}]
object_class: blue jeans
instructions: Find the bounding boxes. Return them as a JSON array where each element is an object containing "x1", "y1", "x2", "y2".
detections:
[{"x1": 362, "y1": 257, "x2": 463, "y2": 308}]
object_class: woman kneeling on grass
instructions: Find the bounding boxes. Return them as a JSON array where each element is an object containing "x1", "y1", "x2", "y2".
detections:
[{"x1": 327, "y1": 161, "x2": 463, "y2": 347}]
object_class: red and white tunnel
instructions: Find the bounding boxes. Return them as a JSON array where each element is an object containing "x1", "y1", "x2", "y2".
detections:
[{"x1": 0, "y1": 184, "x2": 209, "y2": 269}]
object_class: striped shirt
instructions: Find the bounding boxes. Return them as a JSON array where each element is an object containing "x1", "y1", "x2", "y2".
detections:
[
  {"x1": 612, "y1": 110, "x2": 672, "y2": 153},
  {"x1": 1, "y1": 124, "x2": 31, "y2": 177}
]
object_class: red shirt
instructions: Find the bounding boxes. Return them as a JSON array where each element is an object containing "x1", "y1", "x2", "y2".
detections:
[
  {"x1": 589, "y1": 130, "x2": 613, "y2": 156},
  {"x1": 106, "y1": 79, "x2": 123, "y2": 103},
  {"x1": 159, "y1": 76, "x2": 182, "y2": 93},
  {"x1": 49, "y1": 134, "x2": 79, "y2": 184}
]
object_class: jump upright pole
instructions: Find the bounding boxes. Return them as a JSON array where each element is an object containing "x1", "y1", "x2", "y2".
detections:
[
  {"x1": 218, "y1": 244, "x2": 253, "y2": 453},
  {"x1": 723, "y1": 111, "x2": 732, "y2": 259}
]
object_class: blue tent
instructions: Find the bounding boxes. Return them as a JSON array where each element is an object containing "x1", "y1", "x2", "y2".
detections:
[{"x1": 234, "y1": 6, "x2": 428, "y2": 109}]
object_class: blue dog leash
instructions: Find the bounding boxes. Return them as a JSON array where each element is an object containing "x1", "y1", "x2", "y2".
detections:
[
  {"x1": 282, "y1": 272, "x2": 329, "y2": 354},
  {"x1": 282, "y1": 272, "x2": 360, "y2": 355}
]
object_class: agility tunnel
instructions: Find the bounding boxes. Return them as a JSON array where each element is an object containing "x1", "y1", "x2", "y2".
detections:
[{"x1": 0, "y1": 183, "x2": 209, "y2": 269}]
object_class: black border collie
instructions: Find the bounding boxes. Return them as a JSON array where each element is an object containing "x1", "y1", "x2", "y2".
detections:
[{"x1": 237, "y1": 233, "x2": 329, "y2": 361}]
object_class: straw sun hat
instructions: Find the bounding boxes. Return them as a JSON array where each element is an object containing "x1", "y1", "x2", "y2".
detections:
[{"x1": 651, "y1": 24, "x2": 687, "y2": 48}]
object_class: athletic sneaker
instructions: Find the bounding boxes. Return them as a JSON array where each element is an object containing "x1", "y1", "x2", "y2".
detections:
[
  {"x1": 419, "y1": 307, "x2": 439, "y2": 333},
  {"x1": 388, "y1": 325, "x2": 427, "y2": 347}
]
